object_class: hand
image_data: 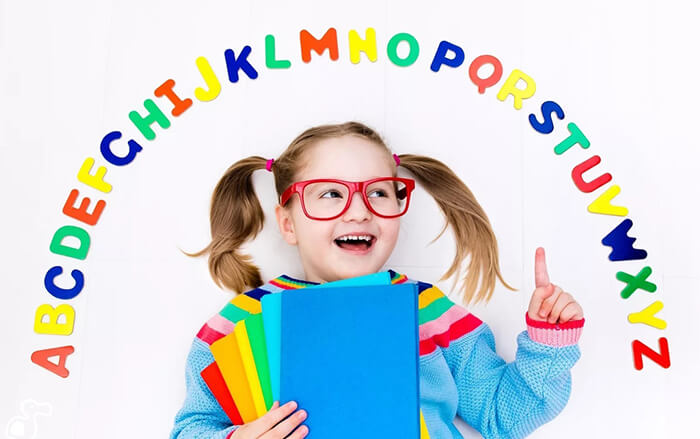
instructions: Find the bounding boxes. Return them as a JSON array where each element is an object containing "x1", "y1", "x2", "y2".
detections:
[
  {"x1": 230, "y1": 400, "x2": 308, "y2": 439},
  {"x1": 527, "y1": 247, "x2": 584, "y2": 324}
]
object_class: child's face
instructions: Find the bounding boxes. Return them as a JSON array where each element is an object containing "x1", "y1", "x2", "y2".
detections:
[{"x1": 274, "y1": 135, "x2": 400, "y2": 283}]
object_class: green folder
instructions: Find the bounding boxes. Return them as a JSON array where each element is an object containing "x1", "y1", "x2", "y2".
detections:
[{"x1": 242, "y1": 313, "x2": 273, "y2": 410}]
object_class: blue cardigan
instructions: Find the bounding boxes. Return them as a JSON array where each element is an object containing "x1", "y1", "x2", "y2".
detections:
[{"x1": 170, "y1": 269, "x2": 584, "y2": 439}]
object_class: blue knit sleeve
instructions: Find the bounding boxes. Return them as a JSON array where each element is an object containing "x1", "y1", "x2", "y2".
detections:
[
  {"x1": 441, "y1": 321, "x2": 581, "y2": 439},
  {"x1": 170, "y1": 338, "x2": 240, "y2": 439}
]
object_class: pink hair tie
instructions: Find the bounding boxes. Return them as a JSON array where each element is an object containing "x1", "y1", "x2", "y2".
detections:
[
  {"x1": 266, "y1": 158, "x2": 274, "y2": 172},
  {"x1": 393, "y1": 153, "x2": 400, "y2": 166}
]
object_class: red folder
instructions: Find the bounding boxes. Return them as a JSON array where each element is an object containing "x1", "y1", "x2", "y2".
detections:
[{"x1": 201, "y1": 361, "x2": 244, "y2": 425}]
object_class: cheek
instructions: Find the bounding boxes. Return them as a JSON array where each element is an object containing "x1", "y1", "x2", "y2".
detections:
[
  {"x1": 297, "y1": 221, "x2": 333, "y2": 245},
  {"x1": 380, "y1": 220, "x2": 401, "y2": 243}
]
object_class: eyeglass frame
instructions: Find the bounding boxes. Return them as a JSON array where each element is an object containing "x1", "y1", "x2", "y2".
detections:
[{"x1": 279, "y1": 177, "x2": 416, "y2": 220}]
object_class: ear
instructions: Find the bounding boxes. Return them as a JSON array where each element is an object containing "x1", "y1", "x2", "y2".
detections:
[{"x1": 274, "y1": 203, "x2": 298, "y2": 246}]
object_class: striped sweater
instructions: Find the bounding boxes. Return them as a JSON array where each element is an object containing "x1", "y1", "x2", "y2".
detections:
[{"x1": 170, "y1": 269, "x2": 584, "y2": 439}]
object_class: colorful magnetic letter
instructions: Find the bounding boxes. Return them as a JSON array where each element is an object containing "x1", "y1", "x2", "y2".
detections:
[
  {"x1": 44, "y1": 266, "x2": 84, "y2": 300},
  {"x1": 632, "y1": 338, "x2": 670, "y2": 370},
  {"x1": 602, "y1": 219, "x2": 648, "y2": 261},
  {"x1": 554, "y1": 122, "x2": 590, "y2": 155},
  {"x1": 571, "y1": 155, "x2": 612, "y2": 193},
  {"x1": 628, "y1": 301, "x2": 666, "y2": 329},
  {"x1": 194, "y1": 56, "x2": 222, "y2": 101},
  {"x1": 77, "y1": 158, "x2": 112, "y2": 193},
  {"x1": 386, "y1": 33, "x2": 419, "y2": 67},
  {"x1": 430, "y1": 41, "x2": 464, "y2": 72},
  {"x1": 529, "y1": 100, "x2": 565, "y2": 134},
  {"x1": 63, "y1": 189, "x2": 106, "y2": 226},
  {"x1": 348, "y1": 28, "x2": 377, "y2": 63},
  {"x1": 128, "y1": 99, "x2": 171, "y2": 141},
  {"x1": 588, "y1": 185, "x2": 629, "y2": 216},
  {"x1": 616, "y1": 267, "x2": 656, "y2": 299},
  {"x1": 224, "y1": 46, "x2": 259, "y2": 82},
  {"x1": 300, "y1": 28, "x2": 339, "y2": 63},
  {"x1": 34, "y1": 304, "x2": 75, "y2": 335},
  {"x1": 496, "y1": 69, "x2": 536, "y2": 110},
  {"x1": 468, "y1": 55, "x2": 503, "y2": 94},
  {"x1": 264, "y1": 35, "x2": 291, "y2": 69},
  {"x1": 31, "y1": 346, "x2": 75, "y2": 378},
  {"x1": 99, "y1": 131, "x2": 143, "y2": 167},
  {"x1": 154, "y1": 79, "x2": 193, "y2": 117},
  {"x1": 49, "y1": 225, "x2": 90, "y2": 260}
]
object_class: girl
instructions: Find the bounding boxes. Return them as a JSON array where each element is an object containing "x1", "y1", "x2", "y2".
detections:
[{"x1": 170, "y1": 121, "x2": 585, "y2": 439}]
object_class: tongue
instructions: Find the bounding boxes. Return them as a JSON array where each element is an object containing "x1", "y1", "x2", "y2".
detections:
[{"x1": 338, "y1": 240, "x2": 369, "y2": 250}]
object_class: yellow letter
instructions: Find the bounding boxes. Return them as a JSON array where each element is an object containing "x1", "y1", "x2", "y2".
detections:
[
  {"x1": 628, "y1": 301, "x2": 667, "y2": 329},
  {"x1": 497, "y1": 69, "x2": 536, "y2": 110},
  {"x1": 587, "y1": 184, "x2": 629, "y2": 216},
  {"x1": 77, "y1": 157, "x2": 112, "y2": 193},
  {"x1": 194, "y1": 56, "x2": 221, "y2": 102},
  {"x1": 349, "y1": 28, "x2": 377, "y2": 64},
  {"x1": 34, "y1": 304, "x2": 75, "y2": 335}
]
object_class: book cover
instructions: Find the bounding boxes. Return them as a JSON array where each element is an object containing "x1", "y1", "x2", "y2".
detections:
[
  {"x1": 278, "y1": 283, "x2": 421, "y2": 438},
  {"x1": 261, "y1": 271, "x2": 392, "y2": 403}
]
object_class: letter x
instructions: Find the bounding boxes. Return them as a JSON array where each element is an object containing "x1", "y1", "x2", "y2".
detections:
[{"x1": 617, "y1": 266, "x2": 657, "y2": 299}]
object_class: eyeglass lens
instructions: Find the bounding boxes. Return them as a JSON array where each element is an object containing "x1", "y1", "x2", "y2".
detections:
[{"x1": 302, "y1": 179, "x2": 408, "y2": 219}]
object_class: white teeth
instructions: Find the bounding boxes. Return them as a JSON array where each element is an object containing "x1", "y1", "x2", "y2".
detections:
[{"x1": 337, "y1": 235, "x2": 372, "y2": 242}]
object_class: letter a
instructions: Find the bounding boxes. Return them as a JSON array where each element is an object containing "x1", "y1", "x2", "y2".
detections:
[{"x1": 31, "y1": 345, "x2": 75, "y2": 378}]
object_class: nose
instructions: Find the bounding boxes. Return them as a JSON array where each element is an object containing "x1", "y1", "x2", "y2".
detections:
[{"x1": 342, "y1": 191, "x2": 372, "y2": 221}]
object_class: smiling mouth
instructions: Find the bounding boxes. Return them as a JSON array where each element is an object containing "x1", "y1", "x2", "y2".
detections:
[{"x1": 334, "y1": 236, "x2": 375, "y2": 251}]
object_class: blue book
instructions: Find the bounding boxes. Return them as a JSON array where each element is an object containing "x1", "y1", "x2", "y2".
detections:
[
  {"x1": 261, "y1": 271, "x2": 392, "y2": 403},
  {"x1": 279, "y1": 283, "x2": 420, "y2": 438}
]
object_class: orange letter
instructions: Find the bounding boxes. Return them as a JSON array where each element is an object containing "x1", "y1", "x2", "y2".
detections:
[
  {"x1": 63, "y1": 189, "x2": 106, "y2": 226},
  {"x1": 300, "y1": 28, "x2": 339, "y2": 63},
  {"x1": 31, "y1": 346, "x2": 75, "y2": 378}
]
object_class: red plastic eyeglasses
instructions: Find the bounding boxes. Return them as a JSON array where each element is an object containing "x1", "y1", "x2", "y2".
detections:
[{"x1": 280, "y1": 177, "x2": 416, "y2": 220}]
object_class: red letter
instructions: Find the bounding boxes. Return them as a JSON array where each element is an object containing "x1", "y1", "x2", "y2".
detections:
[
  {"x1": 154, "y1": 79, "x2": 193, "y2": 117},
  {"x1": 469, "y1": 55, "x2": 503, "y2": 94},
  {"x1": 31, "y1": 346, "x2": 75, "y2": 378},
  {"x1": 63, "y1": 189, "x2": 106, "y2": 226},
  {"x1": 300, "y1": 28, "x2": 339, "y2": 63},
  {"x1": 571, "y1": 155, "x2": 612, "y2": 193},
  {"x1": 632, "y1": 337, "x2": 670, "y2": 370}
]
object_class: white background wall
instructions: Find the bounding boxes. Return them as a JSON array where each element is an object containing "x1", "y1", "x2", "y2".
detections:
[{"x1": 2, "y1": 0, "x2": 698, "y2": 438}]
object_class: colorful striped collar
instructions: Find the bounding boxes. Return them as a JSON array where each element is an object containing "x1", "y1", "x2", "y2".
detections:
[
  {"x1": 269, "y1": 269, "x2": 406, "y2": 290},
  {"x1": 197, "y1": 267, "x2": 485, "y2": 357}
]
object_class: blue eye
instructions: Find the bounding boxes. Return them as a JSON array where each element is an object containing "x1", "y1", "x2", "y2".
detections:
[
  {"x1": 321, "y1": 190, "x2": 343, "y2": 198},
  {"x1": 368, "y1": 190, "x2": 388, "y2": 198}
]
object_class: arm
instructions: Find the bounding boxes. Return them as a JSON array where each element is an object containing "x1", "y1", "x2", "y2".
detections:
[
  {"x1": 170, "y1": 338, "x2": 240, "y2": 439},
  {"x1": 442, "y1": 311, "x2": 584, "y2": 439}
]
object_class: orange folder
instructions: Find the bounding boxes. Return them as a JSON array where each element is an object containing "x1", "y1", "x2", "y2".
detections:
[
  {"x1": 201, "y1": 361, "x2": 244, "y2": 425},
  {"x1": 210, "y1": 331, "x2": 257, "y2": 423}
]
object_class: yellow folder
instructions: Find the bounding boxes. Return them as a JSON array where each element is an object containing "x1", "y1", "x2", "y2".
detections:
[
  {"x1": 234, "y1": 320, "x2": 267, "y2": 418},
  {"x1": 420, "y1": 409, "x2": 430, "y2": 438},
  {"x1": 210, "y1": 330, "x2": 257, "y2": 423}
]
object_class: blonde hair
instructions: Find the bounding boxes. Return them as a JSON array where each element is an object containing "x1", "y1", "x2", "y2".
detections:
[{"x1": 184, "y1": 121, "x2": 516, "y2": 305}]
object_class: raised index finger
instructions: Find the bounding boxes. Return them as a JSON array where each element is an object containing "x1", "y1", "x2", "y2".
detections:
[{"x1": 534, "y1": 247, "x2": 550, "y2": 288}]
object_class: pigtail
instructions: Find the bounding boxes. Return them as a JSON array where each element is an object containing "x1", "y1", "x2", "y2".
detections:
[
  {"x1": 181, "y1": 156, "x2": 270, "y2": 294},
  {"x1": 396, "y1": 154, "x2": 517, "y2": 305}
]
